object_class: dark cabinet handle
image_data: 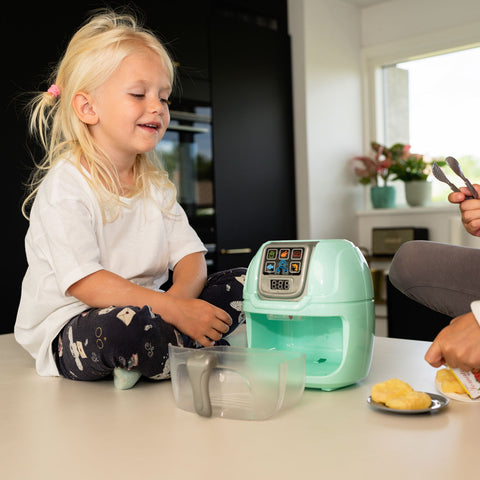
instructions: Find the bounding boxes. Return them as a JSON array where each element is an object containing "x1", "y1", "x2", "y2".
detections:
[{"x1": 220, "y1": 248, "x2": 252, "y2": 255}]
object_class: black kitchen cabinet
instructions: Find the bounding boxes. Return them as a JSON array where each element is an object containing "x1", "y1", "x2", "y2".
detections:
[
  {"x1": 148, "y1": 0, "x2": 211, "y2": 105},
  {"x1": 149, "y1": 0, "x2": 297, "y2": 270},
  {"x1": 210, "y1": 15, "x2": 296, "y2": 270},
  {"x1": 3, "y1": 0, "x2": 295, "y2": 333}
]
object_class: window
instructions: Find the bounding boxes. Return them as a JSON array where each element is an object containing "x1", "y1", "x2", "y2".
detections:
[{"x1": 382, "y1": 47, "x2": 480, "y2": 202}]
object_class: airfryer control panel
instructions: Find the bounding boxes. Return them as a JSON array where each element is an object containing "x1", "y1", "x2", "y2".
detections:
[{"x1": 257, "y1": 241, "x2": 318, "y2": 300}]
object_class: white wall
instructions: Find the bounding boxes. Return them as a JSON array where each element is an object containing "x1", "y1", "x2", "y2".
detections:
[
  {"x1": 288, "y1": 0, "x2": 364, "y2": 241},
  {"x1": 289, "y1": 0, "x2": 480, "y2": 244},
  {"x1": 361, "y1": 0, "x2": 480, "y2": 48}
]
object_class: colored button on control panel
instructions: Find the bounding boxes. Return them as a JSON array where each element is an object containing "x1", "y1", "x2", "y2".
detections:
[
  {"x1": 291, "y1": 248, "x2": 303, "y2": 260},
  {"x1": 264, "y1": 261, "x2": 276, "y2": 273},
  {"x1": 266, "y1": 249, "x2": 277, "y2": 260},
  {"x1": 290, "y1": 261, "x2": 301, "y2": 274}
]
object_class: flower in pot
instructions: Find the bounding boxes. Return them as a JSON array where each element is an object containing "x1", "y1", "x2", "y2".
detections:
[
  {"x1": 353, "y1": 142, "x2": 395, "y2": 208},
  {"x1": 388, "y1": 143, "x2": 430, "y2": 181},
  {"x1": 387, "y1": 143, "x2": 445, "y2": 206}
]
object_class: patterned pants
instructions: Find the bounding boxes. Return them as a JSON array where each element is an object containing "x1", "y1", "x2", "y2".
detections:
[{"x1": 53, "y1": 268, "x2": 246, "y2": 381}]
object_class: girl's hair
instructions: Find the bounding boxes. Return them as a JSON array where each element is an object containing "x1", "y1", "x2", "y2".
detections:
[{"x1": 23, "y1": 9, "x2": 176, "y2": 220}]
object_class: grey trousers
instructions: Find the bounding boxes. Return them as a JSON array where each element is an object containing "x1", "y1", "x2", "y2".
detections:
[{"x1": 389, "y1": 240, "x2": 480, "y2": 318}]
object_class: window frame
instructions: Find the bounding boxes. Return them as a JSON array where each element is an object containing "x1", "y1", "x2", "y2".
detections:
[{"x1": 361, "y1": 24, "x2": 480, "y2": 154}]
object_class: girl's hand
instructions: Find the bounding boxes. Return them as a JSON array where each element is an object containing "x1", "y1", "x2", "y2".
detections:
[
  {"x1": 425, "y1": 312, "x2": 480, "y2": 371},
  {"x1": 164, "y1": 296, "x2": 232, "y2": 347},
  {"x1": 68, "y1": 268, "x2": 230, "y2": 346},
  {"x1": 449, "y1": 184, "x2": 480, "y2": 236}
]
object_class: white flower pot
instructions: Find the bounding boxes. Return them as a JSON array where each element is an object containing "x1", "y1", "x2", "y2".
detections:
[{"x1": 405, "y1": 180, "x2": 432, "y2": 207}]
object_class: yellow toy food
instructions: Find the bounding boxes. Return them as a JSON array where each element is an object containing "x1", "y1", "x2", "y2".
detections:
[
  {"x1": 371, "y1": 378, "x2": 432, "y2": 410},
  {"x1": 371, "y1": 378, "x2": 413, "y2": 404},
  {"x1": 436, "y1": 368, "x2": 465, "y2": 395},
  {"x1": 385, "y1": 391, "x2": 431, "y2": 410}
]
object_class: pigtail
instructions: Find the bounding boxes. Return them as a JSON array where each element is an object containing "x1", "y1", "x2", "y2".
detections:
[
  {"x1": 22, "y1": 84, "x2": 62, "y2": 219},
  {"x1": 28, "y1": 85, "x2": 60, "y2": 153}
]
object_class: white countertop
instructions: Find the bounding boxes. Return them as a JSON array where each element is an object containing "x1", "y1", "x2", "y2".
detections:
[{"x1": 1, "y1": 333, "x2": 478, "y2": 479}]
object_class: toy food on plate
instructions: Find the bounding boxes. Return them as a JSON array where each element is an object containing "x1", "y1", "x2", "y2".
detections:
[
  {"x1": 436, "y1": 367, "x2": 480, "y2": 400},
  {"x1": 371, "y1": 378, "x2": 413, "y2": 403},
  {"x1": 385, "y1": 391, "x2": 432, "y2": 410},
  {"x1": 371, "y1": 378, "x2": 431, "y2": 410},
  {"x1": 435, "y1": 368, "x2": 465, "y2": 395}
]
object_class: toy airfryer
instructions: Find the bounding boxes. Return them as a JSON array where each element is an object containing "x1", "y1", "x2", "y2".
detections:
[{"x1": 243, "y1": 239, "x2": 374, "y2": 390}]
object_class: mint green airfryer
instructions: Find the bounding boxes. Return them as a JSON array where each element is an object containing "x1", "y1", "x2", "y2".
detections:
[{"x1": 243, "y1": 240, "x2": 374, "y2": 390}]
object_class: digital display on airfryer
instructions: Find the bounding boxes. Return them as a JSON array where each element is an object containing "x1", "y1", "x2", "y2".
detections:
[{"x1": 270, "y1": 279, "x2": 290, "y2": 290}]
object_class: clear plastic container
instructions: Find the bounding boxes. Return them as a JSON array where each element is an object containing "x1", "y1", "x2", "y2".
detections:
[{"x1": 169, "y1": 345, "x2": 305, "y2": 420}]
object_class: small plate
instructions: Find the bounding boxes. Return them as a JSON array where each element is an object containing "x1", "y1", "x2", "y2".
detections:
[
  {"x1": 367, "y1": 393, "x2": 448, "y2": 414},
  {"x1": 435, "y1": 380, "x2": 480, "y2": 403}
]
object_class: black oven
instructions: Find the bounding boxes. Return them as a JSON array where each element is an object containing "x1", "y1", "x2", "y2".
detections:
[{"x1": 156, "y1": 107, "x2": 216, "y2": 270}]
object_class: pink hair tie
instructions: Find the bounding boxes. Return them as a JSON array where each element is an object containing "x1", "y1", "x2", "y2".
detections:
[{"x1": 47, "y1": 84, "x2": 60, "y2": 98}]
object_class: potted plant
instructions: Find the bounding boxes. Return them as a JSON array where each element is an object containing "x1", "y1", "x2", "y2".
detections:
[
  {"x1": 386, "y1": 143, "x2": 445, "y2": 206},
  {"x1": 353, "y1": 142, "x2": 395, "y2": 208}
]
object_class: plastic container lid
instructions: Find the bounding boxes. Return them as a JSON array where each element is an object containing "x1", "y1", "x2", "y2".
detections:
[{"x1": 169, "y1": 345, "x2": 305, "y2": 420}]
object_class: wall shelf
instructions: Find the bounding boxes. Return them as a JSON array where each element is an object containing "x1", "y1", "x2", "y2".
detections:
[{"x1": 357, "y1": 203, "x2": 480, "y2": 253}]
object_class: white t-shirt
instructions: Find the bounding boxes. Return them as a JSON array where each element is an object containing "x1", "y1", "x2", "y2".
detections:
[{"x1": 15, "y1": 159, "x2": 207, "y2": 376}]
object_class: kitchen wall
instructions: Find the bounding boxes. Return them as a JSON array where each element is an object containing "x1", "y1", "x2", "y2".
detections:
[
  {"x1": 361, "y1": 0, "x2": 480, "y2": 48},
  {"x1": 288, "y1": 0, "x2": 364, "y2": 241},
  {"x1": 288, "y1": 0, "x2": 480, "y2": 244}
]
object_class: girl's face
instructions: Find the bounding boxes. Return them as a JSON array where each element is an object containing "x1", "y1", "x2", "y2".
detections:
[{"x1": 88, "y1": 48, "x2": 171, "y2": 170}]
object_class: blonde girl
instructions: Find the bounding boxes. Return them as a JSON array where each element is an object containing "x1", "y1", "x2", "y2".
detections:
[{"x1": 15, "y1": 10, "x2": 246, "y2": 389}]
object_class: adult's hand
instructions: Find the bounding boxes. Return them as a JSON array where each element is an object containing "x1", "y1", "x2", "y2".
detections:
[
  {"x1": 449, "y1": 184, "x2": 480, "y2": 236},
  {"x1": 425, "y1": 311, "x2": 480, "y2": 371}
]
